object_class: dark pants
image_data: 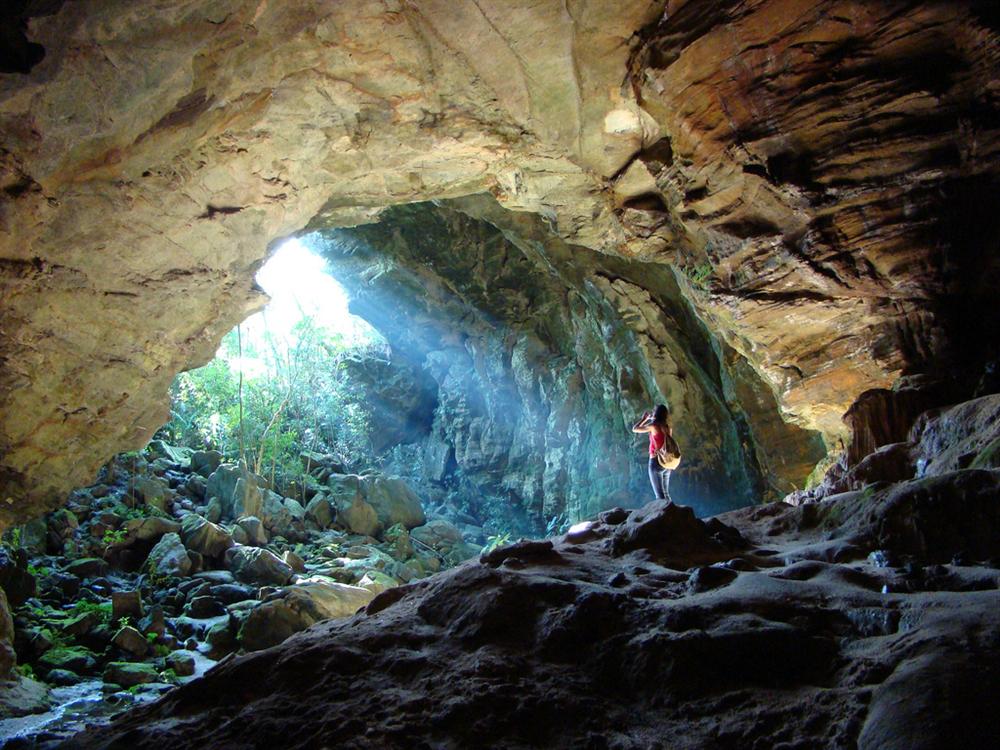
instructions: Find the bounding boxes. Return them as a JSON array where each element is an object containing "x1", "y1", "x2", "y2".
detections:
[{"x1": 648, "y1": 457, "x2": 672, "y2": 501}]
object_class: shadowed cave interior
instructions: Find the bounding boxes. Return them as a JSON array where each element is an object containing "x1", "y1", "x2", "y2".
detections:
[{"x1": 1, "y1": 1, "x2": 1000, "y2": 748}]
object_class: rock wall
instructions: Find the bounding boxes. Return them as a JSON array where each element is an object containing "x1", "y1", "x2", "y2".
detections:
[
  {"x1": 309, "y1": 198, "x2": 824, "y2": 524},
  {"x1": 625, "y1": 0, "x2": 1000, "y2": 437},
  {"x1": 1, "y1": 0, "x2": 998, "y2": 527}
]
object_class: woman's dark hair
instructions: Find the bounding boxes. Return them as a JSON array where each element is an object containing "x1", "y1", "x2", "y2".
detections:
[{"x1": 651, "y1": 404, "x2": 670, "y2": 426}]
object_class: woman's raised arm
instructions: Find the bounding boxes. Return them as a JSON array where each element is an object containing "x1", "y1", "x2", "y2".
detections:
[{"x1": 631, "y1": 412, "x2": 651, "y2": 433}]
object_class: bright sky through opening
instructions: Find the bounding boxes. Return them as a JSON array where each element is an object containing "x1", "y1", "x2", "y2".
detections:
[{"x1": 219, "y1": 238, "x2": 378, "y2": 370}]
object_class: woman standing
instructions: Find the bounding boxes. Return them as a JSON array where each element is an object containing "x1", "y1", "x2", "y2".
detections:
[{"x1": 632, "y1": 403, "x2": 674, "y2": 502}]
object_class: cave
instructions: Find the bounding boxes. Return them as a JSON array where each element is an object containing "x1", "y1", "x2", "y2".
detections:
[{"x1": 1, "y1": 1, "x2": 1000, "y2": 748}]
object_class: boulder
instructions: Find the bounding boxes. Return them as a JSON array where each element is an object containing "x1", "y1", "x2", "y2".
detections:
[
  {"x1": 240, "y1": 579, "x2": 374, "y2": 652},
  {"x1": 112, "y1": 626, "x2": 150, "y2": 657},
  {"x1": 411, "y1": 519, "x2": 465, "y2": 550},
  {"x1": 285, "y1": 497, "x2": 306, "y2": 520},
  {"x1": 39, "y1": 646, "x2": 98, "y2": 674},
  {"x1": 187, "y1": 595, "x2": 226, "y2": 618},
  {"x1": 166, "y1": 650, "x2": 196, "y2": 677},
  {"x1": 145, "y1": 533, "x2": 192, "y2": 577},
  {"x1": 207, "y1": 464, "x2": 263, "y2": 519},
  {"x1": 357, "y1": 570, "x2": 399, "y2": 595},
  {"x1": 0, "y1": 545, "x2": 36, "y2": 606},
  {"x1": 47, "y1": 509, "x2": 79, "y2": 548},
  {"x1": 225, "y1": 546, "x2": 294, "y2": 586},
  {"x1": 191, "y1": 450, "x2": 224, "y2": 478},
  {"x1": 305, "y1": 495, "x2": 333, "y2": 528},
  {"x1": 46, "y1": 669, "x2": 81, "y2": 686},
  {"x1": 64, "y1": 557, "x2": 109, "y2": 579},
  {"x1": 180, "y1": 514, "x2": 234, "y2": 558},
  {"x1": 282, "y1": 550, "x2": 306, "y2": 573},
  {"x1": 236, "y1": 516, "x2": 268, "y2": 546},
  {"x1": 205, "y1": 497, "x2": 223, "y2": 523},
  {"x1": 146, "y1": 440, "x2": 193, "y2": 465},
  {"x1": 111, "y1": 590, "x2": 143, "y2": 622},
  {"x1": 103, "y1": 661, "x2": 160, "y2": 688},
  {"x1": 363, "y1": 477, "x2": 426, "y2": 529},
  {"x1": 384, "y1": 524, "x2": 414, "y2": 560},
  {"x1": 0, "y1": 674, "x2": 51, "y2": 717},
  {"x1": 209, "y1": 583, "x2": 255, "y2": 604},
  {"x1": 230, "y1": 524, "x2": 249, "y2": 545},
  {"x1": 334, "y1": 495, "x2": 380, "y2": 537},
  {"x1": 139, "y1": 605, "x2": 166, "y2": 638},
  {"x1": 0, "y1": 588, "x2": 14, "y2": 678},
  {"x1": 260, "y1": 490, "x2": 293, "y2": 535},
  {"x1": 19, "y1": 517, "x2": 48, "y2": 555},
  {"x1": 125, "y1": 516, "x2": 181, "y2": 542},
  {"x1": 205, "y1": 464, "x2": 240, "y2": 507},
  {"x1": 133, "y1": 476, "x2": 173, "y2": 513}
]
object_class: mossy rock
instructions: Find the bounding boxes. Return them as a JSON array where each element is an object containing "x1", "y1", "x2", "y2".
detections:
[
  {"x1": 103, "y1": 661, "x2": 160, "y2": 688},
  {"x1": 970, "y1": 437, "x2": 1000, "y2": 470},
  {"x1": 39, "y1": 645, "x2": 98, "y2": 674}
]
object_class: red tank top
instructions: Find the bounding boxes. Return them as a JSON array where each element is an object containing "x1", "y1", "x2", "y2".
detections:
[{"x1": 648, "y1": 427, "x2": 665, "y2": 457}]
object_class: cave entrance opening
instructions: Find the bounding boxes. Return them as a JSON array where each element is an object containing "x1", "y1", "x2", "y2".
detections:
[{"x1": 159, "y1": 238, "x2": 390, "y2": 498}]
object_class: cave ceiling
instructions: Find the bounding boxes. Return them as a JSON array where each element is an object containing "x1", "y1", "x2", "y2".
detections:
[{"x1": 1, "y1": 0, "x2": 999, "y2": 527}]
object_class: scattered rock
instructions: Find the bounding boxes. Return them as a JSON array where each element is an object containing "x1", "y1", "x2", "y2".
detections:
[
  {"x1": 225, "y1": 546, "x2": 294, "y2": 586},
  {"x1": 103, "y1": 661, "x2": 160, "y2": 688},
  {"x1": 180, "y1": 514, "x2": 234, "y2": 558},
  {"x1": 112, "y1": 626, "x2": 149, "y2": 657},
  {"x1": 111, "y1": 590, "x2": 143, "y2": 622},
  {"x1": 64, "y1": 557, "x2": 109, "y2": 579},
  {"x1": 165, "y1": 650, "x2": 196, "y2": 677},
  {"x1": 144, "y1": 533, "x2": 192, "y2": 577},
  {"x1": 191, "y1": 450, "x2": 224, "y2": 478},
  {"x1": 239, "y1": 579, "x2": 374, "y2": 651}
]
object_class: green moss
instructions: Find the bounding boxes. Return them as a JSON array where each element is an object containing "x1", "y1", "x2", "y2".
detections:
[
  {"x1": 970, "y1": 437, "x2": 1000, "y2": 470},
  {"x1": 70, "y1": 600, "x2": 113, "y2": 625}
]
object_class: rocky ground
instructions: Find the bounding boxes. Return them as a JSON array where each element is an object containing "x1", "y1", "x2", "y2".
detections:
[
  {"x1": 0, "y1": 444, "x2": 481, "y2": 744},
  {"x1": 0, "y1": 391, "x2": 992, "y2": 749}
]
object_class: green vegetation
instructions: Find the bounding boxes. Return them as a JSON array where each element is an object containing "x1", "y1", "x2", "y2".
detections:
[
  {"x1": 70, "y1": 600, "x2": 113, "y2": 626},
  {"x1": 103, "y1": 528, "x2": 127, "y2": 548},
  {"x1": 157, "y1": 317, "x2": 382, "y2": 496},
  {"x1": 685, "y1": 262, "x2": 713, "y2": 290},
  {"x1": 481, "y1": 532, "x2": 513, "y2": 554},
  {"x1": 27, "y1": 563, "x2": 51, "y2": 578}
]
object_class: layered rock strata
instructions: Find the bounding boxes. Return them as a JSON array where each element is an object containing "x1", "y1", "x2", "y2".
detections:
[{"x1": 1, "y1": 0, "x2": 999, "y2": 528}]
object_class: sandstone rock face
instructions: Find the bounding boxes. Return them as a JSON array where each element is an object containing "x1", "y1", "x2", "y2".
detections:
[
  {"x1": 629, "y1": 0, "x2": 1000, "y2": 438},
  {"x1": 1, "y1": 0, "x2": 998, "y2": 529}
]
